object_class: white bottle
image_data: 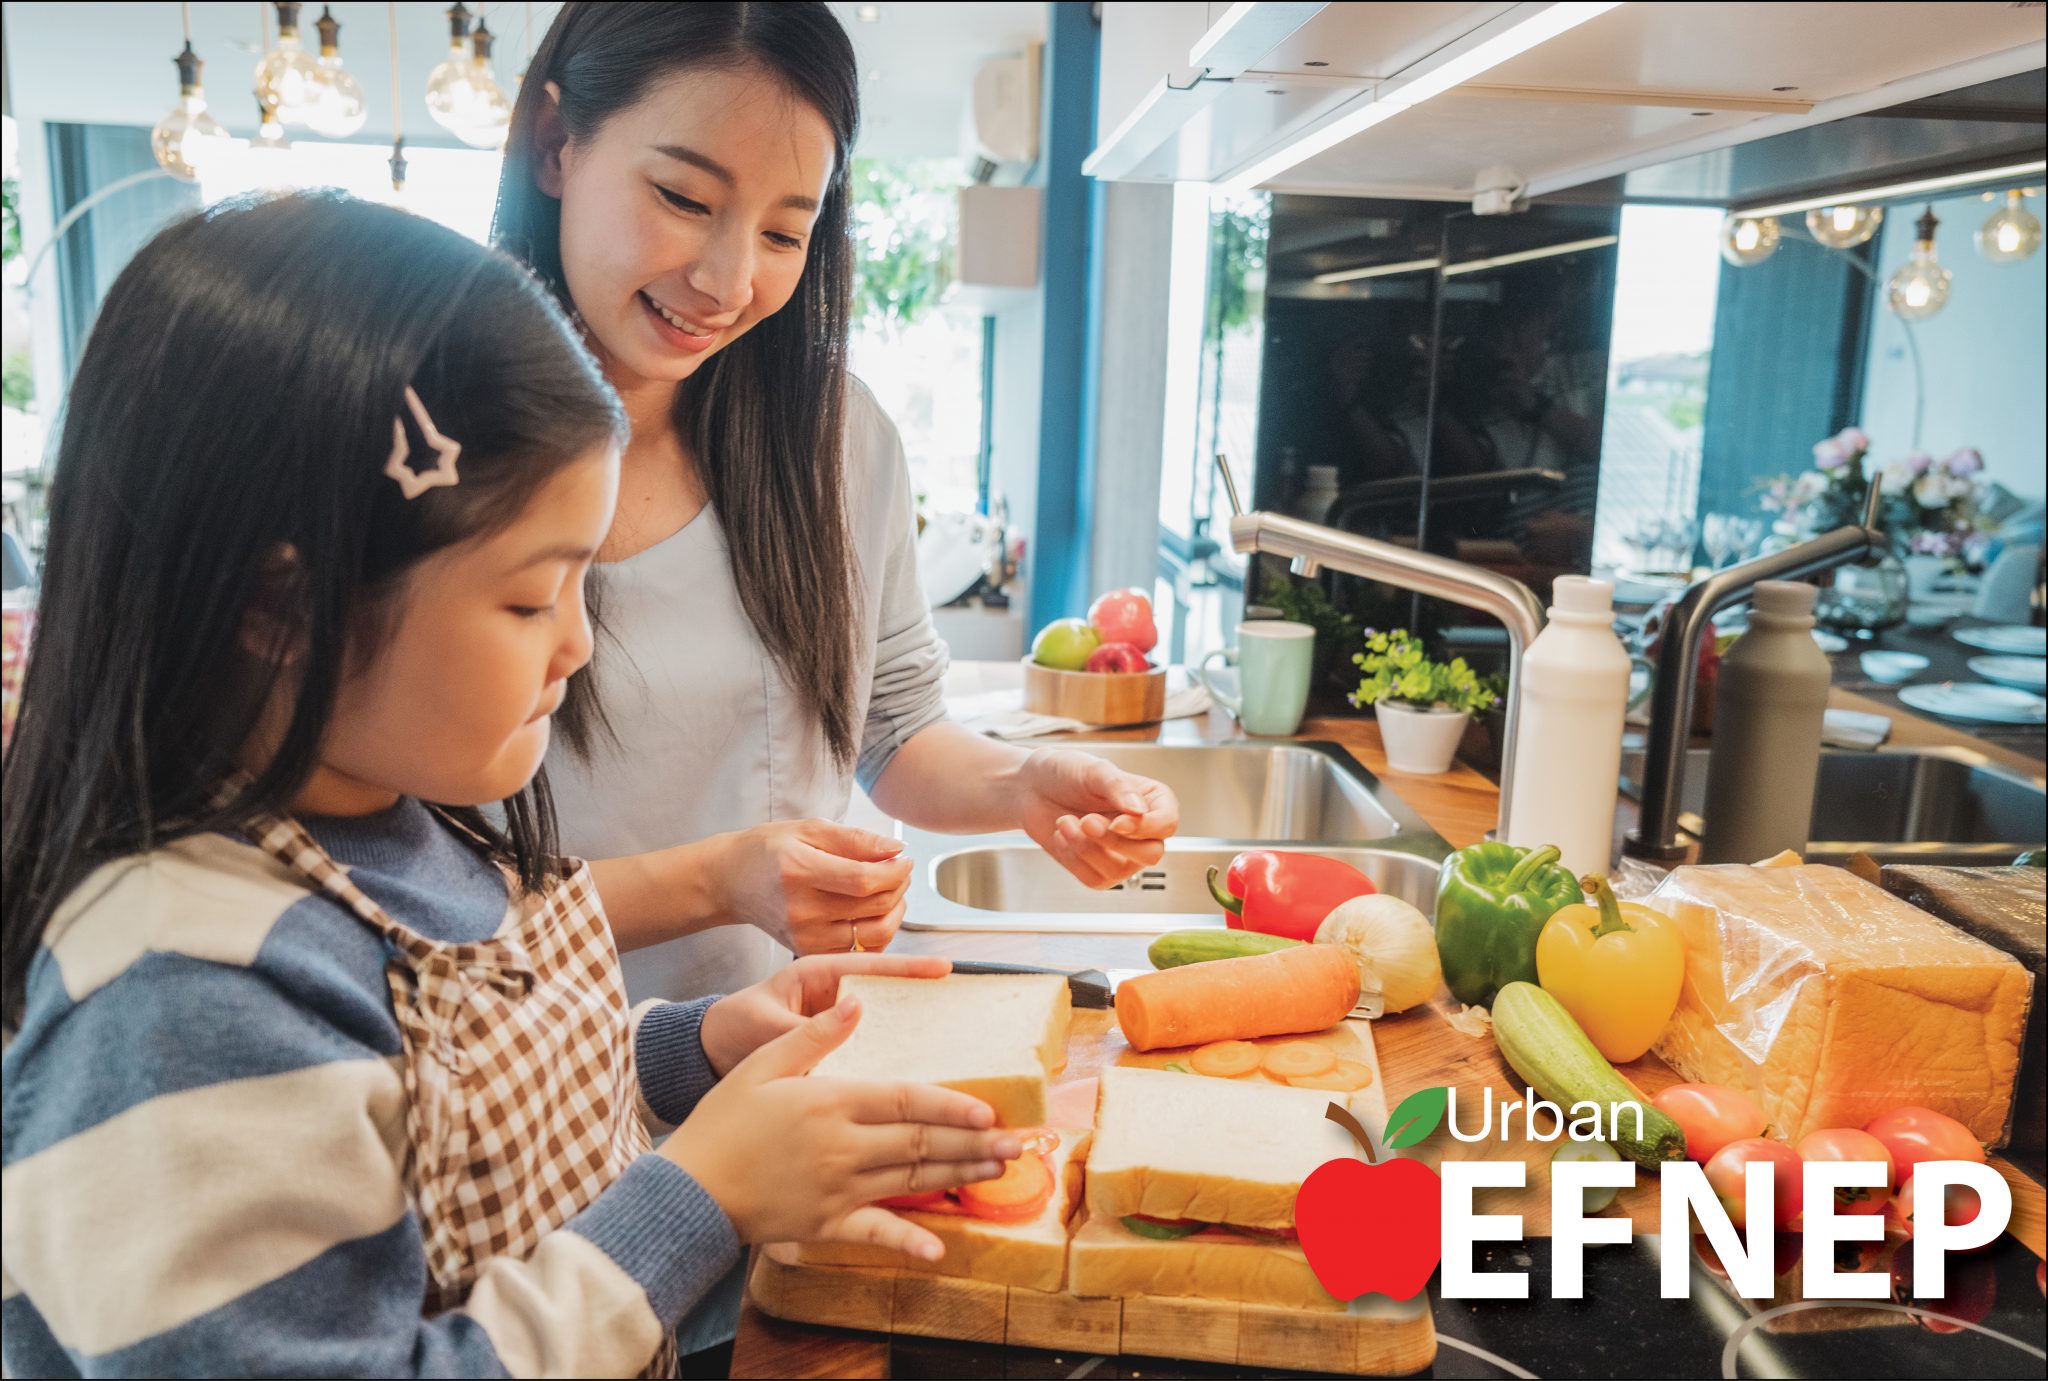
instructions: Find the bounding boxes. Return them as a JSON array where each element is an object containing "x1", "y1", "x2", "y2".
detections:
[{"x1": 1502, "y1": 576, "x2": 1632, "y2": 877}]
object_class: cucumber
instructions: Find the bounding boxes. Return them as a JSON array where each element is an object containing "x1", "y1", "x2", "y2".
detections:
[
  {"x1": 1491, "y1": 982, "x2": 1687, "y2": 1170},
  {"x1": 1121, "y1": 1215, "x2": 1207, "y2": 1240},
  {"x1": 1147, "y1": 929, "x2": 1302, "y2": 970}
]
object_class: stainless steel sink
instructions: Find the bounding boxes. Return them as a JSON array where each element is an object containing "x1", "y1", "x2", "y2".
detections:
[
  {"x1": 1619, "y1": 746, "x2": 2047, "y2": 865},
  {"x1": 898, "y1": 741, "x2": 1451, "y2": 933}
]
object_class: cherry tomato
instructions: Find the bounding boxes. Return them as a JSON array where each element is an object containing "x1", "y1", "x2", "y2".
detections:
[
  {"x1": 1653, "y1": 1083, "x2": 1767, "y2": 1163},
  {"x1": 1794, "y1": 1128, "x2": 1894, "y2": 1216},
  {"x1": 1891, "y1": 1246, "x2": 1998, "y2": 1334},
  {"x1": 1862, "y1": 1107, "x2": 1984, "y2": 1189},
  {"x1": 1704, "y1": 1137, "x2": 1803, "y2": 1230},
  {"x1": 1889, "y1": 1174, "x2": 1985, "y2": 1240}
]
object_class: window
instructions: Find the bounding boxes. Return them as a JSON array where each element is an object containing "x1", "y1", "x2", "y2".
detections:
[
  {"x1": 199, "y1": 141, "x2": 502, "y2": 243},
  {"x1": 1591, "y1": 204, "x2": 1724, "y2": 574}
]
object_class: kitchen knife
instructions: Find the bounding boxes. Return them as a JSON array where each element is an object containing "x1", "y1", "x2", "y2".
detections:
[{"x1": 945, "y1": 959, "x2": 1114, "y2": 1009}]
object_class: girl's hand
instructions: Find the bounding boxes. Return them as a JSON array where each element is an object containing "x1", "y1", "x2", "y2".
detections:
[
  {"x1": 1017, "y1": 748, "x2": 1180, "y2": 888},
  {"x1": 698, "y1": 952, "x2": 952, "y2": 1077},
  {"x1": 663, "y1": 996, "x2": 1019, "y2": 1258},
  {"x1": 708, "y1": 818, "x2": 914, "y2": 955}
]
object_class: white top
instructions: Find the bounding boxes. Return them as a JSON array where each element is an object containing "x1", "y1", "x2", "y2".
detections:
[{"x1": 546, "y1": 381, "x2": 950, "y2": 1001}]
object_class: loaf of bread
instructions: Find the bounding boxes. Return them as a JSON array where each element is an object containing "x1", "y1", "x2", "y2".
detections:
[{"x1": 1645, "y1": 864, "x2": 2032, "y2": 1145}]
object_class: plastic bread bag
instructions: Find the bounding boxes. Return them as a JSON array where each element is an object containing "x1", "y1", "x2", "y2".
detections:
[{"x1": 1640, "y1": 863, "x2": 2033, "y2": 1146}]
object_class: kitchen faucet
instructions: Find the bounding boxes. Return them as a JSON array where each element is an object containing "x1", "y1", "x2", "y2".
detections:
[
  {"x1": 1622, "y1": 480, "x2": 1887, "y2": 862},
  {"x1": 1213, "y1": 456, "x2": 1547, "y2": 841}
]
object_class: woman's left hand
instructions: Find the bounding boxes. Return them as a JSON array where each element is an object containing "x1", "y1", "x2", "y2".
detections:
[
  {"x1": 1017, "y1": 747, "x2": 1180, "y2": 889},
  {"x1": 698, "y1": 952, "x2": 953, "y2": 1077}
]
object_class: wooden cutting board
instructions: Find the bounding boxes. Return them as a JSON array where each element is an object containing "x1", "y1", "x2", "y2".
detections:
[{"x1": 747, "y1": 1011, "x2": 1439, "y2": 1376}]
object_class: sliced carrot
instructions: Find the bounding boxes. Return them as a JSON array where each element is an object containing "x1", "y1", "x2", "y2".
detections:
[
  {"x1": 1191, "y1": 1040, "x2": 1264, "y2": 1078},
  {"x1": 1262, "y1": 1041, "x2": 1337, "y2": 1080},
  {"x1": 1286, "y1": 1057, "x2": 1376, "y2": 1092}
]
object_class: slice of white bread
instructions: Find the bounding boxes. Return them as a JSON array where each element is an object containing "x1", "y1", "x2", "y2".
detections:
[
  {"x1": 793, "y1": 1130, "x2": 1089, "y2": 1291},
  {"x1": 1066, "y1": 1211, "x2": 1344, "y2": 1311},
  {"x1": 810, "y1": 973, "x2": 1072, "y2": 1128},
  {"x1": 1085, "y1": 1065, "x2": 1361, "y2": 1230}
]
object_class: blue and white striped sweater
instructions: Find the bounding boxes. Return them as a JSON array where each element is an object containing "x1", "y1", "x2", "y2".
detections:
[{"x1": 2, "y1": 798, "x2": 737, "y2": 1377}]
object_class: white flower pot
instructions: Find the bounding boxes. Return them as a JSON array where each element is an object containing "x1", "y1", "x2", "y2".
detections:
[{"x1": 1375, "y1": 701, "x2": 1470, "y2": 775}]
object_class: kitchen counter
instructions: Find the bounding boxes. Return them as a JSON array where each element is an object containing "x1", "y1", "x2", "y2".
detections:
[{"x1": 731, "y1": 665, "x2": 2047, "y2": 1379}]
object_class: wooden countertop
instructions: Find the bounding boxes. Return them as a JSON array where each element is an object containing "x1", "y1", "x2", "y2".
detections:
[{"x1": 731, "y1": 665, "x2": 2046, "y2": 1379}]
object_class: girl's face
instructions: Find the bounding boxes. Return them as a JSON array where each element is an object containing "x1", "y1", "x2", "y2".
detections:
[
  {"x1": 538, "y1": 62, "x2": 837, "y2": 388},
  {"x1": 313, "y1": 447, "x2": 620, "y2": 812}
]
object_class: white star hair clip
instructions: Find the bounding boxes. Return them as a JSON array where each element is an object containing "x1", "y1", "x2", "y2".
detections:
[{"x1": 384, "y1": 386, "x2": 462, "y2": 500}]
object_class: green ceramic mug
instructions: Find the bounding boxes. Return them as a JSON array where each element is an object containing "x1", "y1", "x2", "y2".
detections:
[{"x1": 1199, "y1": 621, "x2": 1315, "y2": 736}]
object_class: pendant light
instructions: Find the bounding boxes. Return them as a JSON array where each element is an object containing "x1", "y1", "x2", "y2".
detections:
[
  {"x1": 464, "y1": 7, "x2": 514, "y2": 149},
  {"x1": 1718, "y1": 214, "x2": 1780, "y2": 266},
  {"x1": 1976, "y1": 189, "x2": 2041, "y2": 265},
  {"x1": 308, "y1": 6, "x2": 369, "y2": 138},
  {"x1": 387, "y1": 1, "x2": 407, "y2": 198},
  {"x1": 1804, "y1": 203, "x2": 1883, "y2": 249},
  {"x1": 425, "y1": 3, "x2": 511, "y2": 149},
  {"x1": 151, "y1": 5, "x2": 233, "y2": 182},
  {"x1": 255, "y1": 2, "x2": 326, "y2": 129},
  {"x1": 1886, "y1": 205, "x2": 1952, "y2": 321},
  {"x1": 250, "y1": 94, "x2": 293, "y2": 154}
]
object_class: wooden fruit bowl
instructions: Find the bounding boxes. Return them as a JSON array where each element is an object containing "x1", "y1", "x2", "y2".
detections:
[{"x1": 1022, "y1": 658, "x2": 1168, "y2": 727}]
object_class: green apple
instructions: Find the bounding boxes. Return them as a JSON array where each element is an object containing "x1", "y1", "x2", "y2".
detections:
[{"x1": 1031, "y1": 618, "x2": 1101, "y2": 670}]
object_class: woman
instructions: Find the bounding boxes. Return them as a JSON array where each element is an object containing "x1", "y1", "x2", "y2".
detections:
[{"x1": 492, "y1": 9, "x2": 1178, "y2": 1001}]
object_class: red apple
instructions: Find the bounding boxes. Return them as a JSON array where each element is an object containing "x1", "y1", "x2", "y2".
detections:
[
  {"x1": 1085, "y1": 642, "x2": 1150, "y2": 674},
  {"x1": 1703, "y1": 1138, "x2": 1803, "y2": 1230},
  {"x1": 1295, "y1": 1157, "x2": 1441, "y2": 1302},
  {"x1": 1088, "y1": 588, "x2": 1157, "y2": 653}
]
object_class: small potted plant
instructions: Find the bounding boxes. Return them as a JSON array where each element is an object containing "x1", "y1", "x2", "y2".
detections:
[{"x1": 1349, "y1": 628, "x2": 1498, "y2": 775}]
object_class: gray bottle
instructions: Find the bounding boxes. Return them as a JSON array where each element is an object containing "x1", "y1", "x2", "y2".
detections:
[{"x1": 1699, "y1": 581, "x2": 1832, "y2": 864}]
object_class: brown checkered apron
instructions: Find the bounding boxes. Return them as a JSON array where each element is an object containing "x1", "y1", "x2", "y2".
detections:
[{"x1": 245, "y1": 808, "x2": 679, "y2": 1379}]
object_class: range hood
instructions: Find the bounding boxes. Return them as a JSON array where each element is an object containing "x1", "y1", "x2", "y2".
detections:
[{"x1": 1088, "y1": 1, "x2": 2046, "y2": 204}]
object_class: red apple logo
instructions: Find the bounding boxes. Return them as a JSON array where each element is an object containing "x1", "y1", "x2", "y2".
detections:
[{"x1": 1296, "y1": 1087, "x2": 1445, "y2": 1302}]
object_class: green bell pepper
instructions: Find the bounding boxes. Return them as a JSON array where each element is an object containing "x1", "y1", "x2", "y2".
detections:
[{"x1": 1433, "y1": 842, "x2": 1583, "y2": 1007}]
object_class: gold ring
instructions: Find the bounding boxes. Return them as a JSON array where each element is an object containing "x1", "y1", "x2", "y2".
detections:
[{"x1": 850, "y1": 927, "x2": 865, "y2": 953}]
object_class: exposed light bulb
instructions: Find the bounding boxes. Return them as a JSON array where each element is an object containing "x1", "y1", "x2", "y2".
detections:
[
  {"x1": 1886, "y1": 206, "x2": 1952, "y2": 321},
  {"x1": 1976, "y1": 189, "x2": 2041, "y2": 265},
  {"x1": 307, "y1": 5, "x2": 368, "y2": 138},
  {"x1": 151, "y1": 42, "x2": 234, "y2": 182},
  {"x1": 249, "y1": 94, "x2": 293, "y2": 153},
  {"x1": 425, "y1": 3, "x2": 511, "y2": 149},
  {"x1": 1805, "y1": 203, "x2": 1883, "y2": 249},
  {"x1": 255, "y1": 1, "x2": 327, "y2": 129},
  {"x1": 1718, "y1": 214, "x2": 1780, "y2": 266}
]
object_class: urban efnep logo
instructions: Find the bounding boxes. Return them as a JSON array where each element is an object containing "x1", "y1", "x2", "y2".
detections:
[{"x1": 1294, "y1": 1085, "x2": 2012, "y2": 1303}]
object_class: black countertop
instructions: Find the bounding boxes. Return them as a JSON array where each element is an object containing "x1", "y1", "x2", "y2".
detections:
[{"x1": 880, "y1": 1235, "x2": 2047, "y2": 1378}]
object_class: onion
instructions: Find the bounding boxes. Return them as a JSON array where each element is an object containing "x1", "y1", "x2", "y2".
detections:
[{"x1": 1314, "y1": 894, "x2": 1442, "y2": 1014}]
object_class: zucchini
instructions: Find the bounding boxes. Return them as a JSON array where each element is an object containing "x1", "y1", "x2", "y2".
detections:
[
  {"x1": 1147, "y1": 929, "x2": 1302, "y2": 970},
  {"x1": 1491, "y1": 982, "x2": 1686, "y2": 1170}
]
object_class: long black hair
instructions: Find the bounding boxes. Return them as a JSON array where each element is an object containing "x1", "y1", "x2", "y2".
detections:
[
  {"x1": 491, "y1": 1, "x2": 863, "y2": 766},
  {"x1": 0, "y1": 191, "x2": 625, "y2": 1026}
]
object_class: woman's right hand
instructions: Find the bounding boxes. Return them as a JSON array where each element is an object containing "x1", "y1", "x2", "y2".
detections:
[
  {"x1": 662, "y1": 996, "x2": 1018, "y2": 1258},
  {"x1": 708, "y1": 818, "x2": 914, "y2": 954}
]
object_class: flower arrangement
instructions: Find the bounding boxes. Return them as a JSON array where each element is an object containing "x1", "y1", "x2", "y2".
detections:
[
  {"x1": 1349, "y1": 629, "x2": 1498, "y2": 716},
  {"x1": 1758, "y1": 427, "x2": 1989, "y2": 567}
]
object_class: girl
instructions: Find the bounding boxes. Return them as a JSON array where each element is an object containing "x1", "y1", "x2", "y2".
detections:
[
  {"x1": 491, "y1": 1, "x2": 1183, "y2": 1001},
  {"x1": 0, "y1": 192, "x2": 1016, "y2": 1378}
]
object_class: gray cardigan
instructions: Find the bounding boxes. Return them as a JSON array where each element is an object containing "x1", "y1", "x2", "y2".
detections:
[{"x1": 545, "y1": 381, "x2": 950, "y2": 1002}]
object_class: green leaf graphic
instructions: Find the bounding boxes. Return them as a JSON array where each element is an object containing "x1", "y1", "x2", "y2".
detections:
[{"x1": 1384, "y1": 1086, "x2": 1448, "y2": 1150}]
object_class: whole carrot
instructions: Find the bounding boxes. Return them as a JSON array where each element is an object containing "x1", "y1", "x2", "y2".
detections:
[{"x1": 1115, "y1": 945, "x2": 1360, "y2": 1052}]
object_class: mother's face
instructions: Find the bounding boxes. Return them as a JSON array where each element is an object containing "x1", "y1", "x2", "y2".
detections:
[{"x1": 537, "y1": 62, "x2": 838, "y2": 386}]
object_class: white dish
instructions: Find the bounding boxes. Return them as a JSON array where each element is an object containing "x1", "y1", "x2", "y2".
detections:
[
  {"x1": 1859, "y1": 651, "x2": 1929, "y2": 683},
  {"x1": 1812, "y1": 630, "x2": 1849, "y2": 655},
  {"x1": 917, "y1": 511, "x2": 993, "y2": 609},
  {"x1": 1968, "y1": 656, "x2": 2048, "y2": 692},
  {"x1": 1897, "y1": 681, "x2": 2047, "y2": 725},
  {"x1": 1953, "y1": 624, "x2": 2048, "y2": 656}
]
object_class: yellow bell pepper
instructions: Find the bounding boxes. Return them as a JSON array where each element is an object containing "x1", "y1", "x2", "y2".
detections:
[{"x1": 1535, "y1": 874, "x2": 1685, "y2": 1063}]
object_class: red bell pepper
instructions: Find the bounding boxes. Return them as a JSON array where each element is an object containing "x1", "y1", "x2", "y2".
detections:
[{"x1": 1204, "y1": 850, "x2": 1378, "y2": 941}]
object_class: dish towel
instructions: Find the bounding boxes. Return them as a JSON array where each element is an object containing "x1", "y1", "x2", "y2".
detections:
[
  {"x1": 949, "y1": 683, "x2": 1214, "y2": 741},
  {"x1": 1821, "y1": 707, "x2": 1892, "y2": 748}
]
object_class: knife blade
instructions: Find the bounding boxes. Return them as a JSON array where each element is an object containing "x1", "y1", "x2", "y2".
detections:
[{"x1": 944, "y1": 959, "x2": 1114, "y2": 1009}]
